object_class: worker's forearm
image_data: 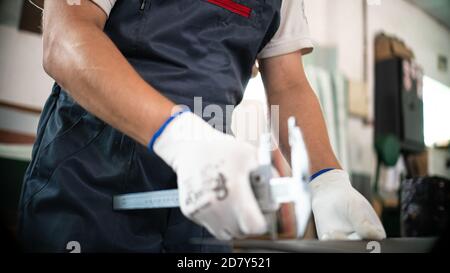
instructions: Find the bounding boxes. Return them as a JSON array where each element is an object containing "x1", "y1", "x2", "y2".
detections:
[
  {"x1": 268, "y1": 86, "x2": 341, "y2": 174},
  {"x1": 42, "y1": 3, "x2": 175, "y2": 146}
]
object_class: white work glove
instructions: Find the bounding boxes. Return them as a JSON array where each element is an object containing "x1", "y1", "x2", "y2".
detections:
[
  {"x1": 310, "y1": 169, "x2": 386, "y2": 240},
  {"x1": 153, "y1": 111, "x2": 267, "y2": 240}
]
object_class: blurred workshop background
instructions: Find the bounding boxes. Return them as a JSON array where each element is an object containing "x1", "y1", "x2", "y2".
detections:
[{"x1": 0, "y1": 0, "x2": 449, "y2": 245}]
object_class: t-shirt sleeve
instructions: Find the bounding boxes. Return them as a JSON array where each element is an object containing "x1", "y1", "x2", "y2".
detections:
[
  {"x1": 258, "y1": 0, "x2": 314, "y2": 59},
  {"x1": 90, "y1": 0, "x2": 117, "y2": 16}
]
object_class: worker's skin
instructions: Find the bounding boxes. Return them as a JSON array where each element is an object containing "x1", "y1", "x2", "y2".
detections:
[{"x1": 42, "y1": 0, "x2": 341, "y2": 175}]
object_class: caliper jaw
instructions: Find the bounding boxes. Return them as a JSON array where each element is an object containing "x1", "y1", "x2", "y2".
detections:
[
  {"x1": 250, "y1": 164, "x2": 279, "y2": 240},
  {"x1": 249, "y1": 117, "x2": 311, "y2": 240}
]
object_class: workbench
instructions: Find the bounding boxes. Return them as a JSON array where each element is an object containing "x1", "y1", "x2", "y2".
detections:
[{"x1": 232, "y1": 238, "x2": 436, "y2": 253}]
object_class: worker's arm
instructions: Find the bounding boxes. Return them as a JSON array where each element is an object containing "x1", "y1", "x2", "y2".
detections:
[
  {"x1": 42, "y1": 0, "x2": 175, "y2": 146},
  {"x1": 259, "y1": 51, "x2": 340, "y2": 174},
  {"x1": 259, "y1": 52, "x2": 386, "y2": 241}
]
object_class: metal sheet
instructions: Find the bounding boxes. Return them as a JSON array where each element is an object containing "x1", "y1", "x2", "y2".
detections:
[{"x1": 232, "y1": 238, "x2": 436, "y2": 253}]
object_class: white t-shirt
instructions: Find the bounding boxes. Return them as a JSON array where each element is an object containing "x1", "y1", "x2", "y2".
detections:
[{"x1": 91, "y1": 0, "x2": 313, "y2": 58}]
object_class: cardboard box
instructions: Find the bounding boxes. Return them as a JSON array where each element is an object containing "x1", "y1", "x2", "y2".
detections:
[{"x1": 375, "y1": 33, "x2": 414, "y2": 61}]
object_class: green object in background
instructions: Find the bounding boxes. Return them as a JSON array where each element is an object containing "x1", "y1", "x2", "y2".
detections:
[
  {"x1": 375, "y1": 134, "x2": 401, "y2": 167},
  {"x1": 373, "y1": 135, "x2": 402, "y2": 237},
  {"x1": 374, "y1": 134, "x2": 401, "y2": 192}
]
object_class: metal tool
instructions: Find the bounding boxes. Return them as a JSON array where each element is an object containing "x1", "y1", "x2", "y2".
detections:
[
  {"x1": 113, "y1": 117, "x2": 310, "y2": 239},
  {"x1": 113, "y1": 189, "x2": 179, "y2": 210},
  {"x1": 249, "y1": 133, "x2": 279, "y2": 240}
]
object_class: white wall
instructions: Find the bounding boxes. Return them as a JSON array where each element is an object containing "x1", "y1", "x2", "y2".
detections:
[
  {"x1": 367, "y1": 0, "x2": 450, "y2": 89},
  {"x1": 0, "y1": 25, "x2": 52, "y2": 135},
  {"x1": 306, "y1": 0, "x2": 365, "y2": 81},
  {"x1": 306, "y1": 0, "x2": 450, "y2": 86},
  {"x1": 0, "y1": 25, "x2": 53, "y2": 108}
]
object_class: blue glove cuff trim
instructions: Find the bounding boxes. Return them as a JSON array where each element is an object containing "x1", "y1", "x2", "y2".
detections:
[
  {"x1": 148, "y1": 108, "x2": 191, "y2": 151},
  {"x1": 310, "y1": 168, "x2": 335, "y2": 182}
]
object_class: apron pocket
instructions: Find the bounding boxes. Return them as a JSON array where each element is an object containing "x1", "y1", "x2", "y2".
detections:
[{"x1": 23, "y1": 88, "x2": 106, "y2": 205}]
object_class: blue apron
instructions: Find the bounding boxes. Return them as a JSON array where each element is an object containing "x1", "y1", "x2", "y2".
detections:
[{"x1": 18, "y1": 0, "x2": 281, "y2": 252}]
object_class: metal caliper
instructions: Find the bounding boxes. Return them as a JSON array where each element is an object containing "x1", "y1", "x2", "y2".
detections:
[{"x1": 113, "y1": 117, "x2": 311, "y2": 239}]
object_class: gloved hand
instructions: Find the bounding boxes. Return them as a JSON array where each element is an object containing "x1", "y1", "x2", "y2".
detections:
[
  {"x1": 310, "y1": 169, "x2": 386, "y2": 240},
  {"x1": 152, "y1": 111, "x2": 267, "y2": 240}
]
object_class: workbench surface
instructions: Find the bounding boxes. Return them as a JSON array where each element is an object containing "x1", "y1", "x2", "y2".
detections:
[{"x1": 231, "y1": 238, "x2": 436, "y2": 253}]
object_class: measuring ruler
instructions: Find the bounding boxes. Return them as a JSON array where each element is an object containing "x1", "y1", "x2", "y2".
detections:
[{"x1": 113, "y1": 189, "x2": 179, "y2": 210}]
